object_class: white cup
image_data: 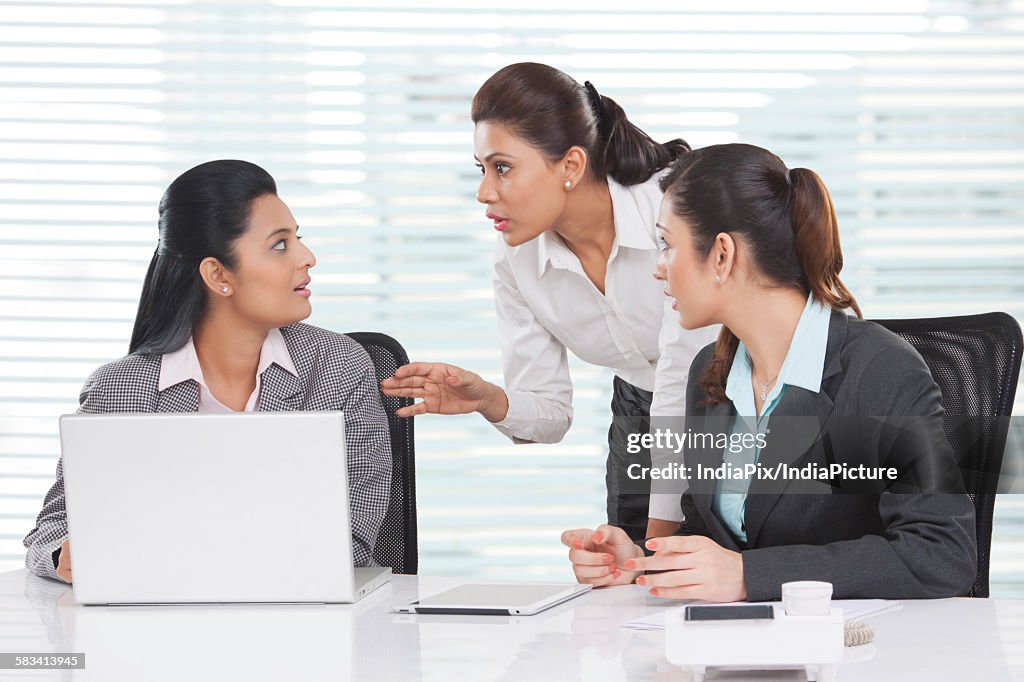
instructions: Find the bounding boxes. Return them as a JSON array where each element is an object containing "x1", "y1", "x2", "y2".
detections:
[{"x1": 781, "y1": 581, "x2": 833, "y2": 616}]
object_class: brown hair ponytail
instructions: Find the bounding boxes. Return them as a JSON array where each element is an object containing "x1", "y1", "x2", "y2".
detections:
[
  {"x1": 789, "y1": 167, "x2": 861, "y2": 318},
  {"x1": 658, "y1": 144, "x2": 860, "y2": 405}
]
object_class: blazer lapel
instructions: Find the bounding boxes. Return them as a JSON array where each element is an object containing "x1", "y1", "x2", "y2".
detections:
[
  {"x1": 685, "y1": 399, "x2": 738, "y2": 546},
  {"x1": 156, "y1": 380, "x2": 200, "y2": 412},
  {"x1": 258, "y1": 364, "x2": 305, "y2": 412},
  {"x1": 743, "y1": 312, "x2": 849, "y2": 547},
  {"x1": 742, "y1": 387, "x2": 833, "y2": 546}
]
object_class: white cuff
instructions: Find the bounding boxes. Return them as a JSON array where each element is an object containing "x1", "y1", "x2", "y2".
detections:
[
  {"x1": 490, "y1": 390, "x2": 570, "y2": 444},
  {"x1": 647, "y1": 493, "x2": 684, "y2": 523}
]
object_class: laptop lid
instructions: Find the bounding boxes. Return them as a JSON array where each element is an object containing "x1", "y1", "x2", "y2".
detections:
[{"x1": 60, "y1": 411, "x2": 363, "y2": 604}]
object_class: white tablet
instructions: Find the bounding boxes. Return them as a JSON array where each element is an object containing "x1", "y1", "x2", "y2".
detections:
[{"x1": 393, "y1": 583, "x2": 592, "y2": 616}]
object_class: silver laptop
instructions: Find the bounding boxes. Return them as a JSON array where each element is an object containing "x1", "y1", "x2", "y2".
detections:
[{"x1": 59, "y1": 411, "x2": 391, "y2": 605}]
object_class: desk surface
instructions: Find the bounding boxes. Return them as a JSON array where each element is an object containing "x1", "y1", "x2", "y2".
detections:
[{"x1": 2, "y1": 569, "x2": 1022, "y2": 681}]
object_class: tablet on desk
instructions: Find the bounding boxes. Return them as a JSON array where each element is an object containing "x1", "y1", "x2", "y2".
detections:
[{"x1": 393, "y1": 583, "x2": 592, "y2": 616}]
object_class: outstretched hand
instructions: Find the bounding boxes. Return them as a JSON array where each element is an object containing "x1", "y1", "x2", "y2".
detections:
[{"x1": 381, "y1": 362, "x2": 508, "y2": 421}]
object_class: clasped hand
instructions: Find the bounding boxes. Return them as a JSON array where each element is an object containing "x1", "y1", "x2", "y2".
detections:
[{"x1": 561, "y1": 525, "x2": 747, "y2": 602}]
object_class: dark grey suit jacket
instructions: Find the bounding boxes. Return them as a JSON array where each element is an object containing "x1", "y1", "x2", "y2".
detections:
[{"x1": 676, "y1": 311, "x2": 977, "y2": 600}]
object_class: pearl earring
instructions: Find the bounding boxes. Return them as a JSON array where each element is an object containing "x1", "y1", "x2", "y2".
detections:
[
  {"x1": 564, "y1": 180, "x2": 572, "y2": 189},
  {"x1": 714, "y1": 275, "x2": 721, "y2": 283},
  {"x1": 222, "y1": 286, "x2": 229, "y2": 294}
]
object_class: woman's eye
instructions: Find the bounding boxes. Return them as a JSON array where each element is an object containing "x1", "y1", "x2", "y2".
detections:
[
  {"x1": 272, "y1": 239, "x2": 286, "y2": 251},
  {"x1": 476, "y1": 162, "x2": 511, "y2": 176},
  {"x1": 658, "y1": 235, "x2": 671, "y2": 251}
]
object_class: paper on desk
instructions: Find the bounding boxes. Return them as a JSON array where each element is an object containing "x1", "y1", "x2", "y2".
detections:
[{"x1": 623, "y1": 599, "x2": 901, "y2": 631}]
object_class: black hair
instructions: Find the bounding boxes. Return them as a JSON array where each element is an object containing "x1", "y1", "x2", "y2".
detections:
[{"x1": 129, "y1": 160, "x2": 277, "y2": 355}]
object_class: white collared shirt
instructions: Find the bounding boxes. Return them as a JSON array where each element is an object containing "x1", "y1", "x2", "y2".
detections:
[
  {"x1": 157, "y1": 328, "x2": 299, "y2": 412},
  {"x1": 490, "y1": 173, "x2": 719, "y2": 521}
]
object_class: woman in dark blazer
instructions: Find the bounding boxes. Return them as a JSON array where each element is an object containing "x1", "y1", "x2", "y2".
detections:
[
  {"x1": 24, "y1": 160, "x2": 392, "y2": 582},
  {"x1": 561, "y1": 143, "x2": 977, "y2": 601}
]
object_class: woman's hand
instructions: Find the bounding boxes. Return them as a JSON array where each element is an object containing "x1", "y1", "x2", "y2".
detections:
[
  {"x1": 56, "y1": 539, "x2": 72, "y2": 584},
  {"x1": 381, "y1": 362, "x2": 508, "y2": 421},
  {"x1": 561, "y1": 524, "x2": 643, "y2": 587},
  {"x1": 624, "y1": 535, "x2": 746, "y2": 602},
  {"x1": 645, "y1": 517, "x2": 681, "y2": 539}
]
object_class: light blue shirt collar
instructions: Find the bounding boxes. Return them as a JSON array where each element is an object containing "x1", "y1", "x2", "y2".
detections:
[{"x1": 725, "y1": 294, "x2": 832, "y2": 414}]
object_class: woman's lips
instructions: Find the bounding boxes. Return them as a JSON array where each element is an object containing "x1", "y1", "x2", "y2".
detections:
[
  {"x1": 486, "y1": 212, "x2": 509, "y2": 232},
  {"x1": 294, "y1": 278, "x2": 311, "y2": 298}
]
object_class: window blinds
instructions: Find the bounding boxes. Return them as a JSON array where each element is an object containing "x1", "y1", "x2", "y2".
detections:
[{"x1": 1, "y1": 0, "x2": 1021, "y2": 590}]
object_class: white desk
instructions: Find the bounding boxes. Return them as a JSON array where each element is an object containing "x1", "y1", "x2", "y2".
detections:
[{"x1": 2, "y1": 569, "x2": 1022, "y2": 681}]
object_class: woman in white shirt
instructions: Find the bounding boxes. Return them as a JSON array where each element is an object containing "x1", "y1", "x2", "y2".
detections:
[{"x1": 382, "y1": 63, "x2": 717, "y2": 541}]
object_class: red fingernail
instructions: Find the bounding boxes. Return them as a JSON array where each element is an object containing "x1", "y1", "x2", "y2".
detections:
[
  {"x1": 637, "y1": 576, "x2": 646, "y2": 586},
  {"x1": 574, "y1": 541, "x2": 582, "y2": 549},
  {"x1": 624, "y1": 560, "x2": 636, "y2": 570},
  {"x1": 645, "y1": 540, "x2": 657, "y2": 550},
  {"x1": 612, "y1": 571, "x2": 621, "y2": 579},
  {"x1": 650, "y1": 588, "x2": 659, "y2": 596},
  {"x1": 594, "y1": 533, "x2": 604, "y2": 543},
  {"x1": 603, "y1": 554, "x2": 613, "y2": 563}
]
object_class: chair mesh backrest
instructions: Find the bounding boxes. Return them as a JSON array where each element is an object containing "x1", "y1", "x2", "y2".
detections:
[
  {"x1": 347, "y1": 332, "x2": 417, "y2": 574},
  {"x1": 872, "y1": 313, "x2": 1022, "y2": 597}
]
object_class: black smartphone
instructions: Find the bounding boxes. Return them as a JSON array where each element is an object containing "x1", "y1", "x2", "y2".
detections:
[{"x1": 684, "y1": 604, "x2": 775, "y2": 621}]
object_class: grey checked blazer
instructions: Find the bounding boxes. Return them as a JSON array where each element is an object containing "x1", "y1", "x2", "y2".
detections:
[
  {"x1": 676, "y1": 311, "x2": 977, "y2": 601},
  {"x1": 23, "y1": 323, "x2": 392, "y2": 580}
]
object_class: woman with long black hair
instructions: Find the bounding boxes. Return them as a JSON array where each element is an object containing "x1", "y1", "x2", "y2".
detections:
[
  {"x1": 24, "y1": 160, "x2": 392, "y2": 582},
  {"x1": 382, "y1": 63, "x2": 717, "y2": 542}
]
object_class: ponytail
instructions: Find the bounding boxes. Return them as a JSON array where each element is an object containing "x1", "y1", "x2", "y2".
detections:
[
  {"x1": 129, "y1": 252, "x2": 204, "y2": 355},
  {"x1": 587, "y1": 84, "x2": 690, "y2": 186},
  {"x1": 789, "y1": 168, "x2": 861, "y2": 318}
]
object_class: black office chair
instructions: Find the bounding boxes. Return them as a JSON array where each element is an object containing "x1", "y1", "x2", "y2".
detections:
[
  {"x1": 873, "y1": 312, "x2": 1022, "y2": 597},
  {"x1": 348, "y1": 332, "x2": 418, "y2": 575}
]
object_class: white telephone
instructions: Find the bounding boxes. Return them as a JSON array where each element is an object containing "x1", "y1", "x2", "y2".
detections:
[{"x1": 665, "y1": 581, "x2": 846, "y2": 682}]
